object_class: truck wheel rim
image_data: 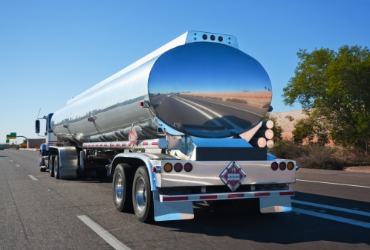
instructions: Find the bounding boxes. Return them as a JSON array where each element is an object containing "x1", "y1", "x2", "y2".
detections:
[
  {"x1": 135, "y1": 177, "x2": 146, "y2": 212},
  {"x1": 114, "y1": 173, "x2": 123, "y2": 204}
]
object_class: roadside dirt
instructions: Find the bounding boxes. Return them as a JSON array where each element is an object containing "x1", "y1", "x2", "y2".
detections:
[{"x1": 344, "y1": 166, "x2": 370, "y2": 173}]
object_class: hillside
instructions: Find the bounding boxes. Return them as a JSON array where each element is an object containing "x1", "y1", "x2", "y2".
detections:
[{"x1": 269, "y1": 110, "x2": 308, "y2": 140}]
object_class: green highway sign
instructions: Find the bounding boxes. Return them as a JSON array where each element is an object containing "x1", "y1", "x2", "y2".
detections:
[{"x1": 6, "y1": 132, "x2": 17, "y2": 139}]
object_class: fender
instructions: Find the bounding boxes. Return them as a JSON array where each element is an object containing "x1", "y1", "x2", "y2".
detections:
[
  {"x1": 49, "y1": 146, "x2": 79, "y2": 179},
  {"x1": 111, "y1": 153, "x2": 174, "y2": 191}
]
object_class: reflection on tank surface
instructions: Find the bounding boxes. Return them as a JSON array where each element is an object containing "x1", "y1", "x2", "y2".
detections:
[{"x1": 149, "y1": 42, "x2": 272, "y2": 138}]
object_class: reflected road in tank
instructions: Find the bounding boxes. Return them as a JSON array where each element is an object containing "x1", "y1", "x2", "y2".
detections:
[
  {"x1": 151, "y1": 93, "x2": 268, "y2": 138},
  {"x1": 149, "y1": 42, "x2": 272, "y2": 137}
]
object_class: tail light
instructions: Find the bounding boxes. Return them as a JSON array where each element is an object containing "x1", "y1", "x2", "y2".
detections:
[
  {"x1": 279, "y1": 162, "x2": 287, "y2": 170},
  {"x1": 271, "y1": 162, "x2": 278, "y2": 171},
  {"x1": 174, "y1": 163, "x2": 183, "y2": 172},
  {"x1": 184, "y1": 163, "x2": 193, "y2": 172}
]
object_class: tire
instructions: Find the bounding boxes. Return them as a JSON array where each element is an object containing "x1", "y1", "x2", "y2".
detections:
[
  {"x1": 54, "y1": 156, "x2": 60, "y2": 179},
  {"x1": 113, "y1": 164, "x2": 133, "y2": 212},
  {"x1": 49, "y1": 156, "x2": 55, "y2": 177},
  {"x1": 132, "y1": 166, "x2": 153, "y2": 222}
]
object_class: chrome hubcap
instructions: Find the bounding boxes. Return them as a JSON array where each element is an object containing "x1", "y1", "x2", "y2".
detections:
[
  {"x1": 114, "y1": 173, "x2": 124, "y2": 204},
  {"x1": 135, "y1": 177, "x2": 146, "y2": 211}
]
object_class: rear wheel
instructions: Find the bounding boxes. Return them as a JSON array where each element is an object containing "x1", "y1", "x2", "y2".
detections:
[
  {"x1": 54, "y1": 156, "x2": 60, "y2": 179},
  {"x1": 113, "y1": 164, "x2": 133, "y2": 212},
  {"x1": 132, "y1": 166, "x2": 153, "y2": 222},
  {"x1": 49, "y1": 156, "x2": 55, "y2": 177}
]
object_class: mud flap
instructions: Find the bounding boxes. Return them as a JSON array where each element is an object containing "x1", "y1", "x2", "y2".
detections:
[
  {"x1": 259, "y1": 196, "x2": 292, "y2": 213},
  {"x1": 58, "y1": 147, "x2": 78, "y2": 179},
  {"x1": 153, "y1": 191, "x2": 194, "y2": 221}
]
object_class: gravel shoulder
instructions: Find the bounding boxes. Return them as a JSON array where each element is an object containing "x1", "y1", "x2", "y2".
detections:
[{"x1": 344, "y1": 166, "x2": 370, "y2": 173}]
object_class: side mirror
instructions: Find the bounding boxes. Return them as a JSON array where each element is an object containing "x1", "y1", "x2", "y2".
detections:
[{"x1": 35, "y1": 120, "x2": 40, "y2": 134}]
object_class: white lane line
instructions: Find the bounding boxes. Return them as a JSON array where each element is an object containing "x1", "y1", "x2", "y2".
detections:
[
  {"x1": 175, "y1": 96, "x2": 243, "y2": 130},
  {"x1": 296, "y1": 179, "x2": 370, "y2": 189},
  {"x1": 28, "y1": 175, "x2": 38, "y2": 181},
  {"x1": 78, "y1": 215, "x2": 131, "y2": 250},
  {"x1": 292, "y1": 200, "x2": 370, "y2": 217},
  {"x1": 294, "y1": 208, "x2": 370, "y2": 229},
  {"x1": 15, "y1": 164, "x2": 20, "y2": 167},
  {"x1": 183, "y1": 95, "x2": 264, "y2": 117},
  {"x1": 173, "y1": 97, "x2": 223, "y2": 126}
]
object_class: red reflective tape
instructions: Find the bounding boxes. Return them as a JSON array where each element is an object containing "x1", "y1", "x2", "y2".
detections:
[
  {"x1": 104, "y1": 144, "x2": 108, "y2": 146},
  {"x1": 280, "y1": 191, "x2": 295, "y2": 196},
  {"x1": 152, "y1": 142, "x2": 158, "y2": 145},
  {"x1": 116, "y1": 144, "x2": 120, "y2": 147},
  {"x1": 122, "y1": 143, "x2": 126, "y2": 146},
  {"x1": 143, "y1": 142, "x2": 148, "y2": 146},
  {"x1": 200, "y1": 195, "x2": 217, "y2": 200},
  {"x1": 228, "y1": 193, "x2": 244, "y2": 199},
  {"x1": 255, "y1": 192, "x2": 270, "y2": 197},
  {"x1": 163, "y1": 196, "x2": 188, "y2": 202}
]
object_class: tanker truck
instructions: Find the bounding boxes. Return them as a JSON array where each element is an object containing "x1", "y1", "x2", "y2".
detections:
[{"x1": 35, "y1": 30, "x2": 296, "y2": 222}]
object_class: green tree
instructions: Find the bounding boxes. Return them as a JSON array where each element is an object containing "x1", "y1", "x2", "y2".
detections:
[
  {"x1": 264, "y1": 114, "x2": 283, "y2": 142},
  {"x1": 284, "y1": 45, "x2": 370, "y2": 153},
  {"x1": 292, "y1": 110, "x2": 329, "y2": 145}
]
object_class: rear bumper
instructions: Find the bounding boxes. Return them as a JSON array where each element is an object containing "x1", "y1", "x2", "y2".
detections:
[{"x1": 160, "y1": 189, "x2": 294, "y2": 202}]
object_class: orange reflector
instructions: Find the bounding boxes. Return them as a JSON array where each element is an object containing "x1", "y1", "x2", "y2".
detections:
[
  {"x1": 287, "y1": 162, "x2": 295, "y2": 170},
  {"x1": 164, "y1": 163, "x2": 173, "y2": 173}
]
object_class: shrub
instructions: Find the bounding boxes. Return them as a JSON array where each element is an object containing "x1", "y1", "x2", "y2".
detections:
[{"x1": 270, "y1": 141, "x2": 345, "y2": 170}]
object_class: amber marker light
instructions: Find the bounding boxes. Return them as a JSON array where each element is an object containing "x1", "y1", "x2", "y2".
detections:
[
  {"x1": 164, "y1": 163, "x2": 173, "y2": 173},
  {"x1": 287, "y1": 162, "x2": 295, "y2": 170}
]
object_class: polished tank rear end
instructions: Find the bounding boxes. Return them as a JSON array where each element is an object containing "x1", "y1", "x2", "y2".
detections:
[{"x1": 51, "y1": 31, "x2": 272, "y2": 143}]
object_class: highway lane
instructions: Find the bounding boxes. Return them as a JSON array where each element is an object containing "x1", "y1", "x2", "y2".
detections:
[
  {"x1": 153, "y1": 94, "x2": 265, "y2": 135},
  {"x1": 0, "y1": 149, "x2": 113, "y2": 249},
  {"x1": 1, "y1": 149, "x2": 369, "y2": 249}
]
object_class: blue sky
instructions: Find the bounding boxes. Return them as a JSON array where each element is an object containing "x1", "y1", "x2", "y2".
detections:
[{"x1": 0, "y1": 0, "x2": 369, "y2": 143}]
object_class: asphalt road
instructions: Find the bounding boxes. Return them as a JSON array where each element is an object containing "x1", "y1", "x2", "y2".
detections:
[
  {"x1": 1, "y1": 149, "x2": 369, "y2": 250},
  {"x1": 153, "y1": 94, "x2": 264, "y2": 133}
]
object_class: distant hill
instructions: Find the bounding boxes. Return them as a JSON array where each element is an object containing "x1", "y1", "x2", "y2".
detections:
[{"x1": 269, "y1": 110, "x2": 307, "y2": 140}]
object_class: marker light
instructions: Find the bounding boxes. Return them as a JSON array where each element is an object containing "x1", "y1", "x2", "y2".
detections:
[
  {"x1": 210, "y1": 35, "x2": 215, "y2": 41},
  {"x1": 271, "y1": 162, "x2": 278, "y2": 171},
  {"x1": 202, "y1": 34, "x2": 207, "y2": 40},
  {"x1": 287, "y1": 162, "x2": 295, "y2": 170},
  {"x1": 279, "y1": 162, "x2": 287, "y2": 170},
  {"x1": 174, "y1": 163, "x2": 183, "y2": 172},
  {"x1": 164, "y1": 163, "x2": 173, "y2": 173},
  {"x1": 184, "y1": 163, "x2": 193, "y2": 172},
  {"x1": 218, "y1": 36, "x2": 223, "y2": 42}
]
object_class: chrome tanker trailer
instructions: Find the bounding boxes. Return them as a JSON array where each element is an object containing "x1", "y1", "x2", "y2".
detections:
[{"x1": 36, "y1": 30, "x2": 296, "y2": 222}]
